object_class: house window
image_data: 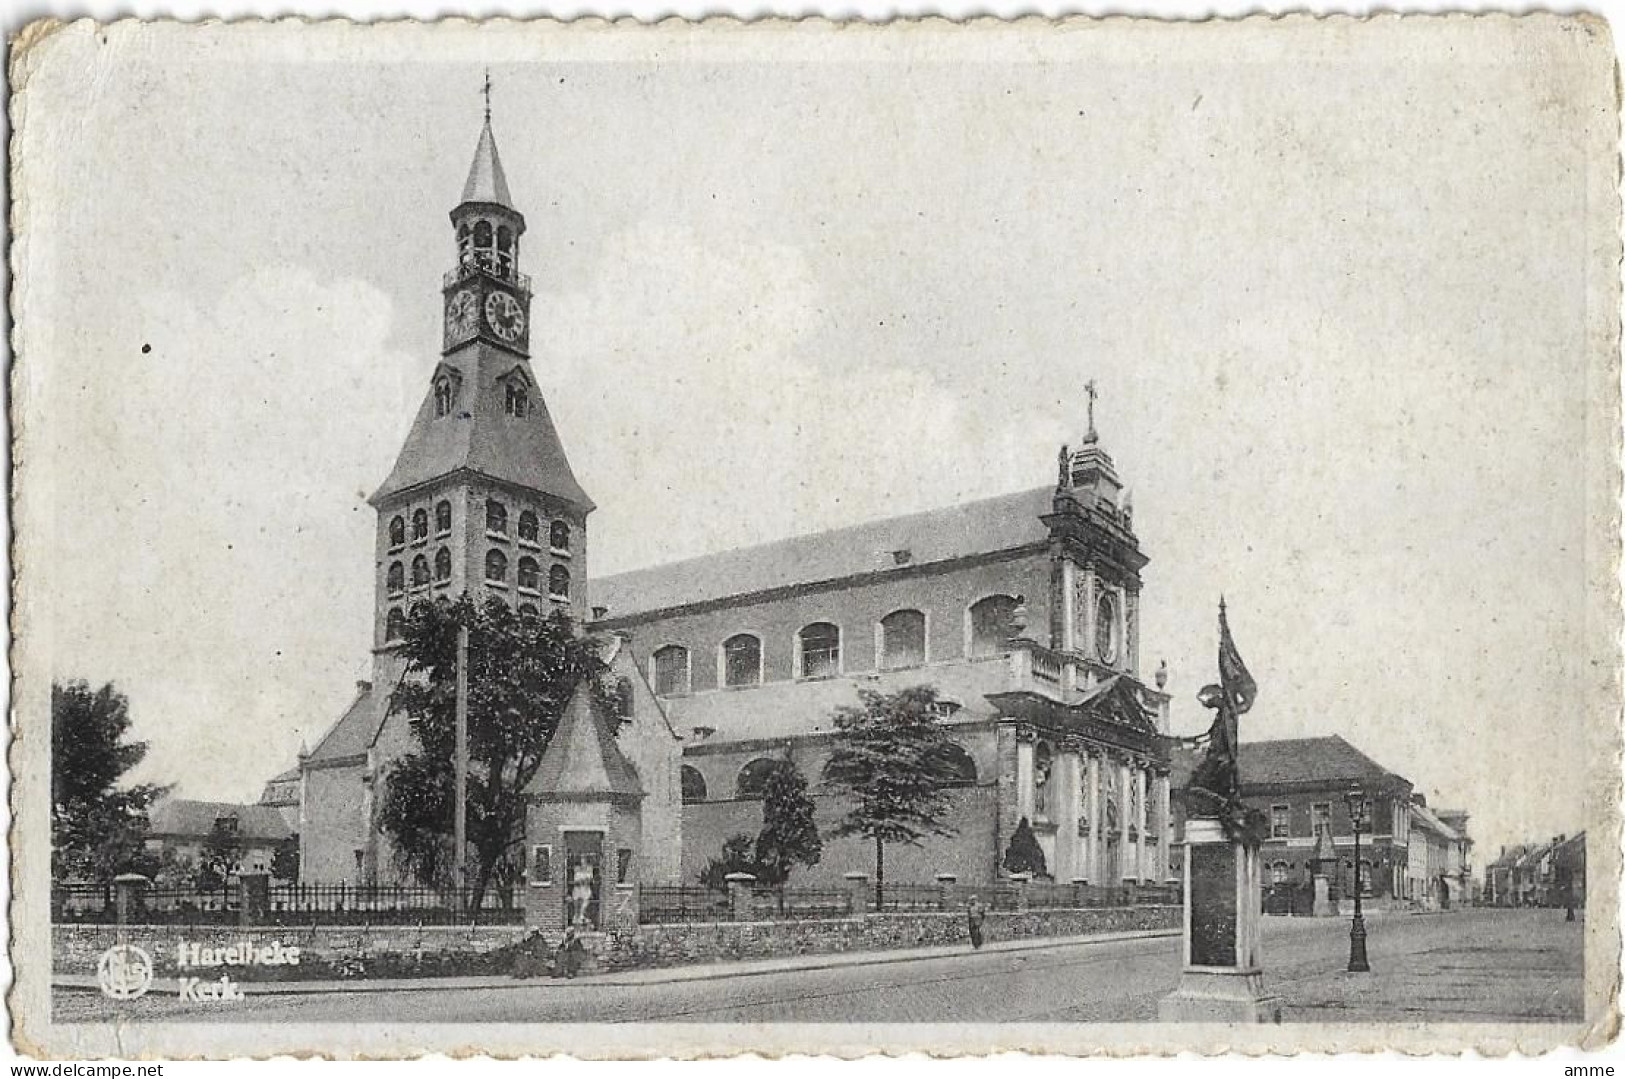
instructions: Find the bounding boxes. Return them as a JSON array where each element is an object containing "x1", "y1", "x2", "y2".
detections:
[
  {"x1": 435, "y1": 500, "x2": 452, "y2": 534},
  {"x1": 681, "y1": 765, "x2": 708, "y2": 804},
  {"x1": 616, "y1": 849, "x2": 633, "y2": 885},
  {"x1": 968, "y1": 595, "x2": 1020, "y2": 658},
  {"x1": 530, "y1": 844, "x2": 553, "y2": 886},
  {"x1": 389, "y1": 516, "x2": 406, "y2": 548},
  {"x1": 412, "y1": 509, "x2": 429, "y2": 541},
  {"x1": 434, "y1": 547, "x2": 451, "y2": 583},
  {"x1": 1271, "y1": 804, "x2": 1291, "y2": 839},
  {"x1": 1270, "y1": 861, "x2": 1291, "y2": 886},
  {"x1": 722, "y1": 634, "x2": 762, "y2": 688},
  {"x1": 879, "y1": 609, "x2": 926, "y2": 670},
  {"x1": 798, "y1": 622, "x2": 840, "y2": 678},
  {"x1": 387, "y1": 562, "x2": 405, "y2": 595},
  {"x1": 385, "y1": 607, "x2": 405, "y2": 642},
  {"x1": 517, "y1": 556, "x2": 540, "y2": 592},
  {"x1": 486, "y1": 499, "x2": 508, "y2": 534},
  {"x1": 518, "y1": 603, "x2": 539, "y2": 620},
  {"x1": 434, "y1": 378, "x2": 454, "y2": 418},
  {"x1": 653, "y1": 645, "x2": 690, "y2": 697},
  {"x1": 1312, "y1": 802, "x2": 1332, "y2": 835},
  {"x1": 412, "y1": 555, "x2": 430, "y2": 588},
  {"x1": 505, "y1": 382, "x2": 528, "y2": 417},
  {"x1": 736, "y1": 758, "x2": 778, "y2": 799},
  {"x1": 518, "y1": 511, "x2": 539, "y2": 543},
  {"x1": 548, "y1": 564, "x2": 570, "y2": 600},
  {"x1": 550, "y1": 520, "x2": 570, "y2": 552},
  {"x1": 485, "y1": 549, "x2": 508, "y2": 583}
]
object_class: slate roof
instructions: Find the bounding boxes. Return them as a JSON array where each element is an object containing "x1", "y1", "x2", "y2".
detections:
[
  {"x1": 1170, "y1": 735, "x2": 1402, "y2": 791},
  {"x1": 528, "y1": 683, "x2": 643, "y2": 798},
  {"x1": 148, "y1": 799, "x2": 292, "y2": 842},
  {"x1": 591, "y1": 486, "x2": 1054, "y2": 619},
  {"x1": 371, "y1": 357, "x2": 593, "y2": 508},
  {"x1": 460, "y1": 119, "x2": 515, "y2": 209},
  {"x1": 304, "y1": 682, "x2": 390, "y2": 765}
]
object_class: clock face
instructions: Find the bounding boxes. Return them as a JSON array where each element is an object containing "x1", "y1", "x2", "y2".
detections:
[
  {"x1": 484, "y1": 290, "x2": 526, "y2": 343},
  {"x1": 445, "y1": 289, "x2": 478, "y2": 343},
  {"x1": 1096, "y1": 592, "x2": 1118, "y2": 664}
]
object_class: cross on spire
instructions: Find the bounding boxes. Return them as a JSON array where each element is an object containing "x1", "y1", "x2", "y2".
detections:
[
  {"x1": 1084, "y1": 378, "x2": 1099, "y2": 442},
  {"x1": 481, "y1": 68, "x2": 493, "y2": 123}
]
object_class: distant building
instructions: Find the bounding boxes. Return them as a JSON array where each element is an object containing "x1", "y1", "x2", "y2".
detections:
[
  {"x1": 257, "y1": 766, "x2": 301, "y2": 831},
  {"x1": 145, "y1": 799, "x2": 294, "y2": 880},
  {"x1": 1173, "y1": 735, "x2": 1428, "y2": 906},
  {"x1": 1406, "y1": 797, "x2": 1465, "y2": 909},
  {"x1": 1487, "y1": 833, "x2": 1583, "y2": 908}
]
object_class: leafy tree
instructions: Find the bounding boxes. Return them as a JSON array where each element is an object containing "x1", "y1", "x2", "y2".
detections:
[
  {"x1": 753, "y1": 761, "x2": 822, "y2": 888},
  {"x1": 379, "y1": 596, "x2": 610, "y2": 908},
  {"x1": 1002, "y1": 816, "x2": 1048, "y2": 878},
  {"x1": 198, "y1": 818, "x2": 243, "y2": 892},
  {"x1": 823, "y1": 685, "x2": 964, "y2": 907},
  {"x1": 698, "y1": 833, "x2": 759, "y2": 892},
  {"x1": 272, "y1": 833, "x2": 301, "y2": 883},
  {"x1": 51, "y1": 680, "x2": 168, "y2": 884}
]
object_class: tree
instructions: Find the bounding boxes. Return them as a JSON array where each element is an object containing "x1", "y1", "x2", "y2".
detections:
[
  {"x1": 379, "y1": 596, "x2": 611, "y2": 908},
  {"x1": 1003, "y1": 816, "x2": 1048, "y2": 878},
  {"x1": 823, "y1": 685, "x2": 965, "y2": 908},
  {"x1": 198, "y1": 819, "x2": 243, "y2": 892},
  {"x1": 753, "y1": 761, "x2": 822, "y2": 889},
  {"x1": 698, "y1": 833, "x2": 760, "y2": 892},
  {"x1": 272, "y1": 833, "x2": 301, "y2": 884},
  {"x1": 51, "y1": 680, "x2": 168, "y2": 884}
]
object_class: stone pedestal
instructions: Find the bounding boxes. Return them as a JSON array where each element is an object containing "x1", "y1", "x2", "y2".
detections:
[
  {"x1": 1158, "y1": 818, "x2": 1281, "y2": 1023},
  {"x1": 1311, "y1": 874, "x2": 1335, "y2": 917}
]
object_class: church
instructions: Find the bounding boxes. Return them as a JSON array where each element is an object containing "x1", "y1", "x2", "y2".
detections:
[{"x1": 294, "y1": 103, "x2": 1177, "y2": 908}]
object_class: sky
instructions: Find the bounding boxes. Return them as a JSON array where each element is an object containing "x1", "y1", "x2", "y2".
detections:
[{"x1": 17, "y1": 20, "x2": 1615, "y2": 868}]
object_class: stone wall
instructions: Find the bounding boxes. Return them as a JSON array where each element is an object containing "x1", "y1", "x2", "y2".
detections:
[{"x1": 56, "y1": 905, "x2": 1177, "y2": 981}]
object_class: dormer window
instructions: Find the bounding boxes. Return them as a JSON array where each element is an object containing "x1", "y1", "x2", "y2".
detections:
[
  {"x1": 505, "y1": 383, "x2": 528, "y2": 418},
  {"x1": 434, "y1": 377, "x2": 455, "y2": 418}
]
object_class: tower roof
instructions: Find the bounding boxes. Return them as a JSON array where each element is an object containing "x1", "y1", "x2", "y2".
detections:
[
  {"x1": 528, "y1": 682, "x2": 644, "y2": 800},
  {"x1": 460, "y1": 118, "x2": 515, "y2": 210}
]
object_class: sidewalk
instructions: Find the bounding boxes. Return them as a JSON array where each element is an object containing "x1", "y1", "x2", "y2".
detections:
[{"x1": 55, "y1": 926, "x2": 1179, "y2": 997}]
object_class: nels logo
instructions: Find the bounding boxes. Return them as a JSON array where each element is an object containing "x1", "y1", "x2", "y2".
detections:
[{"x1": 96, "y1": 944, "x2": 154, "y2": 1000}]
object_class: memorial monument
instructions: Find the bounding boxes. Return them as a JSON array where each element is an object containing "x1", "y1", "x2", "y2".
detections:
[{"x1": 1159, "y1": 600, "x2": 1282, "y2": 1023}]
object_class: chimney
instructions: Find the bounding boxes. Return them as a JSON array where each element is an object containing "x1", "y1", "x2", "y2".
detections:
[{"x1": 356, "y1": 680, "x2": 372, "y2": 695}]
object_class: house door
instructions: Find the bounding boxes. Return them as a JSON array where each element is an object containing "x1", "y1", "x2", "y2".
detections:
[{"x1": 564, "y1": 832, "x2": 604, "y2": 929}]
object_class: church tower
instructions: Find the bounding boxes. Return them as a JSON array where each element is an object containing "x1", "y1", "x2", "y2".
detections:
[{"x1": 368, "y1": 102, "x2": 595, "y2": 657}]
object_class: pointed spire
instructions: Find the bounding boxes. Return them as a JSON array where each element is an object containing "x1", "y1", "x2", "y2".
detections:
[{"x1": 460, "y1": 75, "x2": 515, "y2": 210}]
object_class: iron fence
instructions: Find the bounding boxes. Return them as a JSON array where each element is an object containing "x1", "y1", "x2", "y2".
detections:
[{"x1": 637, "y1": 884, "x2": 729, "y2": 925}]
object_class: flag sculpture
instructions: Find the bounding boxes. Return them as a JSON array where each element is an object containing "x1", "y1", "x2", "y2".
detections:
[{"x1": 1185, "y1": 603, "x2": 1271, "y2": 846}]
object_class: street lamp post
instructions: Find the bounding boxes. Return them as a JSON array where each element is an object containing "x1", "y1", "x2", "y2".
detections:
[{"x1": 1345, "y1": 786, "x2": 1371, "y2": 973}]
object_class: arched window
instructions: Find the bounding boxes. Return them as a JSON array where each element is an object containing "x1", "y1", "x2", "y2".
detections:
[
  {"x1": 518, "y1": 511, "x2": 539, "y2": 543},
  {"x1": 457, "y1": 222, "x2": 473, "y2": 264},
  {"x1": 389, "y1": 516, "x2": 406, "y2": 548},
  {"x1": 496, "y1": 225, "x2": 514, "y2": 277},
  {"x1": 435, "y1": 501, "x2": 452, "y2": 534},
  {"x1": 472, "y1": 219, "x2": 494, "y2": 269},
  {"x1": 411, "y1": 555, "x2": 430, "y2": 587},
  {"x1": 518, "y1": 603, "x2": 540, "y2": 620},
  {"x1": 942, "y1": 743, "x2": 978, "y2": 787},
  {"x1": 412, "y1": 509, "x2": 428, "y2": 541},
  {"x1": 549, "y1": 520, "x2": 570, "y2": 551},
  {"x1": 1033, "y1": 741, "x2": 1054, "y2": 819},
  {"x1": 485, "y1": 499, "x2": 507, "y2": 534},
  {"x1": 968, "y1": 595, "x2": 1020, "y2": 658},
  {"x1": 485, "y1": 549, "x2": 508, "y2": 583},
  {"x1": 434, "y1": 378, "x2": 454, "y2": 418},
  {"x1": 505, "y1": 383, "x2": 528, "y2": 417},
  {"x1": 798, "y1": 622, "x2": 840, "y2": 678},
  {"x1": 722, "y1": 634, "x2": 762, "y2": 688},
  {"x1": 434, "y1": 547, "x2": 451, "y2": 583},
  {"x1": 385, "y1": 608, "x2": 405, "y2": 642},
  {"x1": 736, "y1": 758, "x2": 779, "y2": 799},
  {"x1": 879, "y1": 609, "x2": 926, "y2": 670},
  {"x1": 386, "y1": 562, "x2": 404, "y2": 595},
  {"x1": 517, "y1": 556, "x2": 540, "y2": 592},
  {"x1": 681, "y1": 765, "x2": 708, "y2": 804},
  {"x1": 548, "y1": 564, "x2": 570, "y2": 600},
  {"x1": 652, "y1": 645, "x2": 689, "y2": 697}
]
